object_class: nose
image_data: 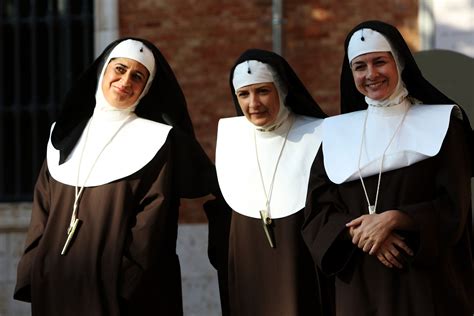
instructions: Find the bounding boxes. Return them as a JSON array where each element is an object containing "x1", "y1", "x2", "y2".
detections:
[
  {"x1": 366, "y1": 64, "x2": 377, "y2": 80},
  {"x1": 119, "y1": 72, "x2": 132, "y2": 87},
  {"x1": 249, "y1": 92, "x2": 260, "y2": 108}
]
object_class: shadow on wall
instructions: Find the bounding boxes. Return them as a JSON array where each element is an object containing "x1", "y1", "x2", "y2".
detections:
[
  {"x1": 414, "y1": 49, "x2": 474, "y2": 117},
  {"x1": 414, "y1": 49, "x2": 474, "y2": 230}
]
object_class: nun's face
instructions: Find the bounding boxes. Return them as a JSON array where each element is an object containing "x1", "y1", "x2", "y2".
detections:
[
  {"x1": 236, "y1": 82, "x2": 280, "y2": 126},
  {"x1": 102, "y1": 57, "x2": 150, "y2": 109},
  {"x1": 350, "y1": 52, "x2": 398, "y2": 101}
]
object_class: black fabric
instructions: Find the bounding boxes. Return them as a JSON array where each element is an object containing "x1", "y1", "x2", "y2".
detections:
[
  {"x1": 169, "y1": 128, "x2": 218, "y2": 199},
  {"x1": 51, "y1": 37, "x2": 194, "y2": 164},
  {"x1": 229, "y1": 49, "x2": 327, "y2": 119},
  {"x1": 339, "y1": 20, "x2": 474, "y2": 174}
]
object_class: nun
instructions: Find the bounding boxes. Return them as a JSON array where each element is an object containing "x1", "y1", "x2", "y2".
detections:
[
  {"x1": 215, "y1": 49, "x2": 330, "y2": 315},
  {"x1": 14, "y1": 38, "x2": 219, "y2": 315},
  {"x1": 302, "y1": 20, "x2": 474, "y2": 315}
]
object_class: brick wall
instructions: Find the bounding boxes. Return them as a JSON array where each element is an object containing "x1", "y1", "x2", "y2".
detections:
[
  {"x1": 119, "y1": 0, "x2": 420, "y2": 222},
  {"x1": 0, "y1": 2, "x2": 422, "y2": 315}
]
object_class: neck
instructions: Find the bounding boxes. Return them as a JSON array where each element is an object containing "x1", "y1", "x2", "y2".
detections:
[
  {"x1": 255, "y1": 113, "x2": 294, "y2": 138},
  {"x1": 94, "y1": 88, "x2": 136, "y2": 122},
  {"x1": 365, "y1": 79, "x2": 408, "y2": 108},
  {"x1": 255, "y1": 104, "x2": 291, "y2": 132},
  {"x1": 367, "y1": 98, "x2": 412, "y2": 117}
]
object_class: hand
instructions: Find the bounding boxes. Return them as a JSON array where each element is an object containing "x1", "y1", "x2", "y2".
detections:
[
  {"x1": 374, "y1": 233, "x2": 413, "y2": 269},
  {"x1": 346, "y1": 211, "x2": 398, "y2": 254}
]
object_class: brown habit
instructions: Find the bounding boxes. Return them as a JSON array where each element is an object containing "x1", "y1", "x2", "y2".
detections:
[
  {"x1": 303, "y1": 118, "x2": 474, "y2": 315},
  {"x1": 228, "y1": 210, "x2": 330, "y2": 316},
  {"x1": 14, "y1": 136, "x2": 186, "y2": 315}
]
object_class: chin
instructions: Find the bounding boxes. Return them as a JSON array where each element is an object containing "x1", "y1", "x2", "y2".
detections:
[
  {"x1": 110, "y1": 103, "x2": 130, "y2": 109},
  {"x1": 367, "y1": 93, "x2": 389, "y2": 101},
  {"x1": 252, "y1": 119, "x2": 270, "y2": 126}
]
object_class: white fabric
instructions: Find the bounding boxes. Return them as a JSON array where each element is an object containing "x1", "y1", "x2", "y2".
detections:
[
  {"x1": 107, "y1": 39, "x2": 155, "y2": 78},
  {"x1": 259, "y1": 100, "x2": 290, "y2": 132},
  {"x1": 47, "y1": 39, "x2": 168, "y2": 187},
  {"x1": 348, "y1": 28, "x2": 392, "y2": 63},
  {"x1": 232, "y1": 60, "x2": 274, "y2": 91},
  {"x1": 323, "y1": 101, "x2": 457, "y2": 184},
  {"x1": 216, "y1": 114, "x2": 323, "y2": 219},
  {"x1": 47, "y1": 110, "x2": 172, "y2": 187},
  {"x1": 365, "y1": 83, "x2": 408, "y2": 108}
]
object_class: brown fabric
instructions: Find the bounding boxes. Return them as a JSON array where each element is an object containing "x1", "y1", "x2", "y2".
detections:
[
  {"x1": 228, "y1": 210, "x2": 331, "y2": 316},
  {"x1": 303, "y1": 117, "x2": 474, "y2": 316},
  {"x1": 14, "y1": 138, "x2": 186, "y2": 316}
]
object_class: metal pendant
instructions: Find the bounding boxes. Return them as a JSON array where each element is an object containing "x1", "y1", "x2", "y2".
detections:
[
  {"x1": 368, "y1": 205, "x2": 376, "y2": 214},
  {"x1": 259, "y1": 210, "x2": 275, "y2": 248},
  {"x1": 61, "y1": 218, "x2": 81, "y2": 255}
]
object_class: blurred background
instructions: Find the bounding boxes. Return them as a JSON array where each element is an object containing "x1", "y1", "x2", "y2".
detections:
[{"x1": 1, "y1": 0, "x2": 473, "y2": 315}]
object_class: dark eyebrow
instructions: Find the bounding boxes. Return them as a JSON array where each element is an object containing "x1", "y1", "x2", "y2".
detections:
[
  {"x1": 351, "y1": 55, "x2": 388, "y2": 67},
  {"x1": 115, "y1": 62, "x2": 146, "y2": 77},
  {"x1": 133, "y1": 70, "x2": 146, "y2": 78},
  {"x1": 351, "y1": 60, "x2": 365, "y2": 67},
  {"x1": 372, "y1": 56, "x2": 388, "y2": 62},
  {"x1": 115, "y1": 62, "x2": 128, "y2": 68},
  {"x1": 255, "y1": 84, "x2": 272, "y2": 89}
]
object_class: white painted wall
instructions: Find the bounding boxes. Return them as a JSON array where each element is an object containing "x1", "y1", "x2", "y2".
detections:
[
  {"x1": 419, "y1": 0, "x2": 474, "y2": 57},
  {"x1": 94, "y1": 0, "x2": 119, "y2": 57}
]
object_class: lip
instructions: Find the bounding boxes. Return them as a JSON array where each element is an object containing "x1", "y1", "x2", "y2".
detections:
[
  {"x1": 113, "y1": 85, "x2": 130, "y2": 96},
  {"x1": 249, "y1": 113, "x2": 269, "y2": 118},
  {"x1": 249, "y1": 108, "x2": 268, "y2": 115},
  {"x1": 365, "y1": 80, "x2": 386, "y2": 89}
]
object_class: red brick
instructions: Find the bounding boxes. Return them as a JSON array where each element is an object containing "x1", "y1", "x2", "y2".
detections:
[{"x1": 119, "y1": 0, "x2": 420, "y2": 223}]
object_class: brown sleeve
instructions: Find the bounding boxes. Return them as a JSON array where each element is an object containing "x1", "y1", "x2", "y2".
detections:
[
  {"x1": 398, "y1": 117, "x2": 472, "y2": 267},
  {"x1": 14, "y1": 161, "x2": 50, "y2": 302},
  {"x1": 302, "y1": 149, "x2": 357, "y2": 276},
  {"x1": 118, "y1": 152, "x2": 172, "y2": 300}
]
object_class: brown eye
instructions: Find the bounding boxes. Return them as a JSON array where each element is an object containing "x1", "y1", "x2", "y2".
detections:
[
  {"x1": 353, "y1": 64, "x2": 366, "y2": 71},
  {"x1": 132, "y1": 73, "x2": 144, "y2": 82},
  {"x1": 115, "y1": 65, "x2": 126, "y2": 73}
]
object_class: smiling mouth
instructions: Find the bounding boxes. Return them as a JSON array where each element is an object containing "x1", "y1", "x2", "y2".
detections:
[
  {"x1": 113, "y1": 86, "x2": 130, "y2": 96},
  {"x1": 366, "y1": 80, "x2": 386, "y2": 89}
]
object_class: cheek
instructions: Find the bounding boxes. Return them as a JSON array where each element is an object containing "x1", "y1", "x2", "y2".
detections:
[
  {"x1": 101, "y1": 76, "x2": 109, "y2": 94},
  {"x1": 237, "y1": 99, "x2": 248, "y2": 113},
  {"x1": 354, "y1": 76, "x2": 366, "y2": 91},
  {"x1": 134, "y1": 83, "x2": 146, "y2": 96},
  {"x1": 272, "y1": 100, "x2": 280, "y2": 115},
  {"x1": 390, "y1": 72, "x2": 399, "y2": 89},
  {"x1": 102, "y1": 72, "x2": 116, "y2": 88},
  {"x1": 268, "y1": 98, "x2": 280, "y2": 118}
]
